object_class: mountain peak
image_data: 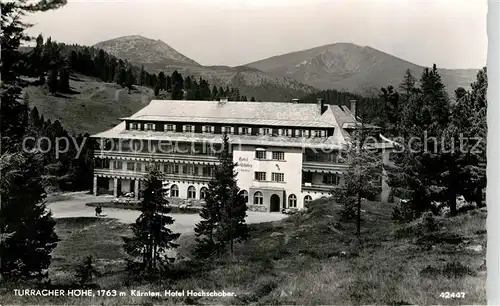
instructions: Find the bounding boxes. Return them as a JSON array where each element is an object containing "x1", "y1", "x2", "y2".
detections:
[{"x1": 94, "y1": 35, "x2": 200, "y2": 66}]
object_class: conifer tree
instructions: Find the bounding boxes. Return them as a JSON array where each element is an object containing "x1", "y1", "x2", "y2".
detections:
[
  {"x1": 250, "y1": 96, "x2": 256, "y2": 102},
  {"x1": 331, "y1": 105, "x2": 382, "y2": 236},
  {"x1": 123, "y1": 166, "x2": 180, "y2": 275},
  {"x1": 48, "y1": 68, "x2": 58, "y2": 94},
  {"x1": 75, "y1": 256, "x2": 99, "y2": 286},
  {"x1": 59, "y1": 64, "x2": 70, "y2": 93},
  {"x1": 194, "y1": 133, "x2": 248, "y2": 259}
]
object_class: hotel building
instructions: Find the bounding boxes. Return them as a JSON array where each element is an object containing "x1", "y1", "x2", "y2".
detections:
[{"x1": 91, "y1": 98, "x2": 392, "y2": 212}]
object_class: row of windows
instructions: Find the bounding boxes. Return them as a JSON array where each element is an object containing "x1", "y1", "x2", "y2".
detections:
[
  {"x1": 128, "y1": 122, "x2": 329, "y2": 138},
  {"x1": 248, "y1": 191, "x2": 312, "y2": 208},
  {"x1": 254, "y1": 171, "x2": 285, "y2": 183},
  {"x1": 255, "y1": 150, "x2": 285, "y2": 161},
  {"x1": 169, "y1": 185, "x2": 207, "y2": 199},
  {"x1": 109, "y1": 161, "x2": 215, "y2": 177},
  {"x1": 170, "y1": 187, "x2": 313, "y2": 208}
]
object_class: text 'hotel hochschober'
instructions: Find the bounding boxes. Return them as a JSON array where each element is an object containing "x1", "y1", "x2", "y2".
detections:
[{"x1": 91, "y1": 98, "x2": 393, "y2": 212}]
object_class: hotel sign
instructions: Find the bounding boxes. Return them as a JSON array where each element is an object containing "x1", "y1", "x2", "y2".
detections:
[{"x1": 236, "y1": 157, "x2": 252, "y2": 172}]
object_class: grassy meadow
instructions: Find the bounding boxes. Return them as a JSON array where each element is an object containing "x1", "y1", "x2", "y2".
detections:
[{"x1": 0, "y1": 198, "x2": 486, "y2": 305}]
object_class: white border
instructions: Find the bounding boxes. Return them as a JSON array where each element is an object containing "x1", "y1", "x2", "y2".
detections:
[{"x1": 487, "y1": 0, "x2": 499, "y2": 304}]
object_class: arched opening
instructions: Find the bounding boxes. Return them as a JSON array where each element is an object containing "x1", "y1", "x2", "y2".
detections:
[
  {"x1": 288, "y1": 194, "x2": 297, "y2": 208},
  {"x1": 170, "y1": 184, "x2": 179, "y2": 197},
  {"x1": 239, "y1": 190, "x2": 248, "y2": 204},
  {"x1": 253, "y1": 191, "x2": 263, "y2": 205},
  {"x1": 187, "y1": 186, "x2": 196, "y2": 199},
  {"x1": 270, "y1": 194, "x2": 281, "y2": 212},
  {"x1": 304, "y1": 195, "x2": 312, "y2": 208},
  {"x1": 200, "y1": 187, "x2": 208, "y2": 200}
]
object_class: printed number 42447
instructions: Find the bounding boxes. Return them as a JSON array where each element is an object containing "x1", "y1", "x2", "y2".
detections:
[{"x1": 440, "y1": 292, "x2": 465, "y2": 299}]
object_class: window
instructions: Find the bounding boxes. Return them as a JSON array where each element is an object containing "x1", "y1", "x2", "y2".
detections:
[
  {"x1": 183, "y1": 125, "x2": 194, "y2": 133},
  {"x1": 130, "y1": 123, "x2": 138, "y2": 130},
  {"x1": 164, "y1": 163, "x2": 175, "y2": 174},
  {"x1": 304, "y1": 195, "x2": 312, "y2": 206},
  {"x1": 164, "y1": 124, "x2": 175, "y2": 132},
  {"x1": 186, "y1": 165, "x2": 198, "y2": 176},
  {"x1": 288, "y1": 194, "x2": 297, "y2": 208},
  {"x1": 135, "y1": 162, "x2": 142, "y2": 172},
  {"x1": 260, "y1": 128, "x2": 271, "y2": 135},
  {"x1": 145, "y1": 123, "x2": 155, "y2": 131},
  {"x1": 254, "y1": 171, "x2": 266, "y2": 181},
  {"x1": 253, "y1": 191, "x2": 263, "y2": 205},
  {"x1": 200, "y1": 187, "x2": 208, "y2": 200},
  {"x1": 271, "y1": 172, "x2": 284, "y2": 182},
  {"x1": 295, "y1": 129, "x2": 304, "y2": 137},
  {"x1": 113, "y1": 161, "x2": 122, "y2": 170},
  {"x1": 239, "y1": 190, "x2": 248, "y2": 203},
  {"x1": 255, "y1": 150, "x2": 266, "y2": 159},
  {"x1": 286, "y1": 129, "x2": 293, "y2": 137},
  {"x1": 240, "y1": 127, "x2": 251, "y2": 135},
  {"x1": 222, "y1": 126, "x2": 234, "y2": 134},
  {"x1": 127, "y1": 162, "x2": 135, "y2": 171},
  {"x1": 202, "y1": 125, "x2": 214, "y2": 133},
  {"x1": 323, "y1": 173, "x2": 340, "y2": 185},
  {"x1": 170, "y1": 185, "x2": 179, "y2": 197},
  {"x1": 272, "y1": 151, "x2": 285, "y2": 161},
  {"x1": 312, "y1": 130, "x2": 321, "y2": 138},
  {"x1": 187, "y1": 186, "x2": 196, "y2": 199}
]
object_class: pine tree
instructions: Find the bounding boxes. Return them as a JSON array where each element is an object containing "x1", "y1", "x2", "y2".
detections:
[
  {"x1": 171, "y1": 82, "x2": 184, "y2": 100},
  {"x1": 125, "y1": 67, "x2": 135, "y2": 93},
  {"x1": 388, "y1": 65, "x2": 452, "y2": 217},
  {"x1": 59, "y1": 65, "x2": 70, "y2": 93},
  {"x1": 211, "y1": 85, "x2": 218, "y2": 100},
  {"x1": 0, "y1": 152, "x2": 59, "y2": 282},
  {"x1": 250, "y1": 96, "x2": 256, "y2": 102},
  {"x1": 48, "y1": 68, "x2": 58, "y2": 94},
  {"x1": 139, "y1": 65, "x2": 146, "y2": 86},
  {"x1": 331, "y1": 106, "x2": 382, "y2": 236},
  {"x1": 194, "y1": 133, "x2": 248, "y2": 259},
  {"x1": 123, "y1": 166, "x2": 180, "y2": 275}
]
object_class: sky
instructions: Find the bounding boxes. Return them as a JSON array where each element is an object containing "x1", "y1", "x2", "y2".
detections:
[{"x1": 25, "y1": 0, "x2": 488, "y2": 69}]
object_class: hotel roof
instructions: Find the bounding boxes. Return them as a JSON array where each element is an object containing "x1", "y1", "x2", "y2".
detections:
[
  {"x1": 117, "y1": 100, "x2": 354, "y2": 128},
  {"x1": 92, "y1": 99, "x2": 372, "y2": 149}
]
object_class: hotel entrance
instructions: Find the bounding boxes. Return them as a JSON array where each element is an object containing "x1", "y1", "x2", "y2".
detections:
[{"x1": 270, "y1": 194, "x2": 281, "y2": 212}]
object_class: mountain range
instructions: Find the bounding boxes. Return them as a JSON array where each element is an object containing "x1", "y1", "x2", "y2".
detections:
[{"x1": 94, "y1": 35, "x2": 480, "y2": 100}]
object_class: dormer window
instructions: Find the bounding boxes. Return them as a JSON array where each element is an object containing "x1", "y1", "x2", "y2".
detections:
[
  {"x1": 259, "y1": 128, "x2": 271, "y2": 136},
  {"x1": 222, "y1": 126, "x2": 234, "y2": 134},
  {"x1": 164, "y1": 124, "x2": 175, "y2": 132},
  {"x1": 202, "y1": 125, "x2": 215, "y2": 134},
  {"x1": 239, "y1": 127, "x2": 252, "y2": 135},
  {"x1": 183, "y1": 125, "x2": 194, "y2": 133}
]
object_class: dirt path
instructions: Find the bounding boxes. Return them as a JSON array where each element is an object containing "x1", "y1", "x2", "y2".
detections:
[{"x1": 47, "y1": 192, "x2": 286, "y2": 234}]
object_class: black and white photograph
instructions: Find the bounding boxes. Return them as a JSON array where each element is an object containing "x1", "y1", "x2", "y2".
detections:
[{"x1": 0, "y1": 0, "x2": 495, "y2": 305}]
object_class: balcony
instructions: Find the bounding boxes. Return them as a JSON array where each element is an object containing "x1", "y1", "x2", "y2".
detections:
[
  {"x1": 94, "y1": 150, "x2": 218, "y2": 163},
  {"x1": 302, "y1": 161, "x2": 348, "y2": 173},
  {"x1": 94, "y1": 168, "x2": 213, "y2": 183},
  {"x1": 302, "y1": 183, "x2": 341, "y2": 193}
]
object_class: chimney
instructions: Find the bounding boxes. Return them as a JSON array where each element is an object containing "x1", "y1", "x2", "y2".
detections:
[
  {"x1": 317, "y1": 98, "x2": 327, "y2": 115},
  {"x1": 350, "y1": 99, "x2": 357, "y2": 117}
]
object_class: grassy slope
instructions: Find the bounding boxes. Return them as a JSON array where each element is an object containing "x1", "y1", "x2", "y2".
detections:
[
  {"x1": 0, "y1": 199, "x2": 486, "y2": 305},
  {"x1": 23, "y1": 74, "x2": 154, "y2": 135}
]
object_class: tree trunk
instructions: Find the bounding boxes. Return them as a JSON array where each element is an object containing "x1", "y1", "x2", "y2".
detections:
[
  {"x1": 449, "y1": 191, "x2": 457, "y2": 216},
  {"x1": 356, "y1": 192, "x2": 361, "y2": 238}
]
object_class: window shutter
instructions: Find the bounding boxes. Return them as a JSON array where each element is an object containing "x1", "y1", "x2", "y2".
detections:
[
  {"x1": 248, "y1": 127, "x2": 252, "y2": 134},
  {"x1": 259, "y1": 128, "x2": 263, "y2": 135},
  {"x1": 278, "y1": 129, "x2": 283, "y2": 136},
  {"x1": 295, "y1": 129, "x2": 300, "y2": 137},
  {"x1": 222, "y1": 126, "x2": 226, "y2": 133},
  {"x1": 182, "y1": 125, "x2": 187, "y2": 132},
  {"x1": 202, "y1": 126, "x2": 206, "y2": 133},
  {"x1": 321, "y1": 130, "x2": 326, "y2": 137},
  {"x1": 230, "y1": 127, "x2": 235, "y2": 134},
  {"x1": 306, "y1": 130, "x2": 310, "y2": 137},
  {"x1": 238, "y1": 127, "x2": 242, "y2": 134},
  {"x1": 211, "y1": 126, "x2": 215, "y2": 133}
]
